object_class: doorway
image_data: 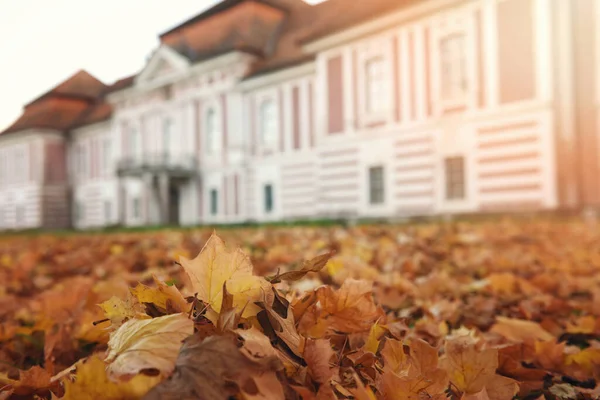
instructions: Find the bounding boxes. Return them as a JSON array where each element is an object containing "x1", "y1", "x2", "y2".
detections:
[{"x1": 168, "y1": 185, "x2": 180, "y2": 225}]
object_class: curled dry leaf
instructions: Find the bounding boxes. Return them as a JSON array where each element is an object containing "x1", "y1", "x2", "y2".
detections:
[
  {"x1": 268, "y1": 251, "x2": 334, "y2": 284},
  {"x1": 105, "y1": 313, "x2": 194, "y2": 380},
  {"x1": 143, "y1": 333, "x2": 284, "y2": 400},
  {"x1": 178, "y1": 232, "x2": 272, "y2": 322}
]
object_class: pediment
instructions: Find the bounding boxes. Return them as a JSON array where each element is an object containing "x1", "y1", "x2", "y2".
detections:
[{"x1": 135, "y1": 45, "x2": 191, "y2": 86}]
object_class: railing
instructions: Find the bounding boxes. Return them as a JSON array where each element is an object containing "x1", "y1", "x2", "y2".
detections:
[{"x1": 116, "y1": 153, "x2": 198, "y2": 177}]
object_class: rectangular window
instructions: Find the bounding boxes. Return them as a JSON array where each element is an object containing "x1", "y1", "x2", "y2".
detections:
[
  {"x1": 132, "y1": 197, "x2": 141, "y2": 219},
  {"x1": 440, "y1": 33, "x2": 467, "y2": 102},
  {"x1": 16, "y1": 205, "x2": 25, "y2": 224},
  {"x1": 365, "y1": 56, "x2": 385, "y2": 114},
  {"x1": 369, "y1": 166, "x2": 385, "y2": 205},
  {"x1": 445, "y1": 156, "x2": 466, "y2": 200},
  {"x1": 74, "y1": 202, "x2": 83, "y2": 223},
  {"x1": 264, "y1": 184, "x2": 274, "y2": 213},
  {"x1": 210, "y1": 189, "x2": 218, "y2": 216},
  {"x1": 103, "y1": 138, "x2": 111, "y2": 174},
  {"x1": 104, "y1": 200, "x2": 111, "y2": 223}
]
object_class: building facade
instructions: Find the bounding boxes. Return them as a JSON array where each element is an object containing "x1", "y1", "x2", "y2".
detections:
[{"x1": 0, "y1": 0, "x2": 598, "y2": 230}]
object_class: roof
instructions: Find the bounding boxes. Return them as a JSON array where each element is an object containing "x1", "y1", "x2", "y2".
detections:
[
  {"x1": 299, "y1": 0, "x2": 413, "y2": 44},
  {"x1": 26, "y1": 70, "x2": 106, "y2": 107},
  {"x1": 0, "y1": 71, "x2": 126, "y2": 135}
]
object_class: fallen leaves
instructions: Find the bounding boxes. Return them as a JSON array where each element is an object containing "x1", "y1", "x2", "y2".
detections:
[
  {"x1": 105, "y1": 313, "x2": 194, "y2": 379},
  {"x1": 2, "y1": 221, "x2": 600, "y2": 399}
]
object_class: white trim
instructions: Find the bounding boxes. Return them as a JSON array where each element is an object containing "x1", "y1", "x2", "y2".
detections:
[
  {"x1": 482, "y1": 0, "x2": 499, "y2": 109},
  {"x1": 238, "y1": 62, "x2": 315, "y2": 91},
  {"x1": 136, "y1": 45, "x2": 191, "y2": 86},
  {"x1": 107, "y1": 51, "x2": 255, "y2": 103},
  {"x1": 534, "y1": 0, "x2": 552, "y2": 102},
  {"x1": 303, "y1": 0, "x2": 468, "y2": 53},
  {"x1": 71, "y1": 120, "x2": 111, "y2": 137},
  {"x1": 399, "y1": 29, "x2": 411, "y2": 122}
]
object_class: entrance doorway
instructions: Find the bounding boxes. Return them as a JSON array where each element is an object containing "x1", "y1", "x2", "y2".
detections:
[{"x1": 168, "y1": 184, "x2": 180, "y2": 225}]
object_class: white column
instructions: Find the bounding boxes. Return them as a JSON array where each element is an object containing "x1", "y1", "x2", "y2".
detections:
[{"x1": 482, "y1": 0, "x2": 499, "y2": 109}]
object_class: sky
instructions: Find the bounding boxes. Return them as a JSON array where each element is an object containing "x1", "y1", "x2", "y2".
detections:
[
  {"x1": 0, "y1": 0, "x2": 226, "y2": 132},
  {"x1": 0, "y1": 0, "x2": 327, "y2": 132}
]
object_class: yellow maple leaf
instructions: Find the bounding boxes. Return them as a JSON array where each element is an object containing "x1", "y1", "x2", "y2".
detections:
[
  {"x1": 364, "y1": 320, "x2": 387, "y2": 354},
  {"x1": 98, "y1": 295, "x2": 149, "y2": 329},
  {"x1": 179, "y1": 232, "x2": 271, "y2": 322},
  {"x1": 129, "y1": 275, "x2": 189, "y2": 313},
  {"x1": 105, "y1": 313, "x2": 194, "y2": 380},
  {"x1": 61, "y1": 355, "x2": 160, "y2": 400}
]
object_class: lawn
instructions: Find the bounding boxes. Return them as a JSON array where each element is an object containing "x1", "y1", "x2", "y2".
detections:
[{"x1": 1, "y1": 217, "x2": 599, "y2": 399}]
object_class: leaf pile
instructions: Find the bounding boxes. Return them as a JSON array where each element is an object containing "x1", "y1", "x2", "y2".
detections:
[{"x1": 1, "y1": 220, "x2": 600, "y2": 399}]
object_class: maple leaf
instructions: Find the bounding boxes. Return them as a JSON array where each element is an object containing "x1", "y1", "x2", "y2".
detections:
[
  {"x1": 105, "y1": 312, "x2": 194, "y2": 380},
  {"x1": 489, "y1": 316, "x2": 554, "y2": 343},
  {"x1": 143, "y1": 333, "x2": 284, "y2": 400},
  {"x1": 0, "y1": 366, "x2": 59, "y2": 397},
  {"x1": 300, "y1": 279, "x2": 384, "y2": 337},
  {"x1": 304, "y1": 338, "x2": 336, "y2": 384},
  {"x1": 61, "y1": 355, "x2": 161, "y2": 400},
  {"x1": 267, "y1": 251, "x2": 334, "y2": 284},
  {"x1": 441, "y1": 334, "x2": 498, "y2": 395},
  {"x1": 364, "y1": 320, "x2": 387, "y2": 354},
  {"x1": 98, "y1": 294, "x2": 149, "y2": 329},
  {"x1": 178, "y1": 232, "x2": 271, "y2": 322},
  {"x1": 130, "y1": 275, "x2": 189, "y2": 314}
]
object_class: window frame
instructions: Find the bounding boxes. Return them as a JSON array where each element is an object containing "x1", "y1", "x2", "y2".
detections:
[
  {"x1": 258, "y1": 97, "x2": 278, "y2": 152},
  {"x1": 356, "y1": 39, "x2": 393, "y2": 127},
  {"x1": 204, "y1": 106, "x2": 221, "y2": 156},
  {"x1": 444, "y1": 156, "x2": 466, "y2": 201},
  {"x1": 210, "y1": 188, "x2": 218, "y2": 216},
  {"x1": 264, "y1": 184, "x2": 274, "y2": 213},
  {"x1": 432, "y1": 9, "x2": 476, "y2": 113},
  {"x1": 368, "y1": 166, "x2": 385, "y2": 205}
]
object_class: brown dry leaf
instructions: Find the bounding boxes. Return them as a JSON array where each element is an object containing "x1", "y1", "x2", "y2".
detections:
[
  {"x1": 105, "y1": 312, "x2": 194, "y2": 379},
  {"x1": 143, "y1": 333, "x2": 283, "y2": 400},
  {"x1": 257, "y1": 288, "x2": 305, "y2": 357},
  {"x1": 380, "y1": 367, "x2": 449, "y2": 400},
  {"x1": 381, "y1": 339, "x2": 409, "y2": 374},
  {"x1": 217, "y1": 281, "x2": 241, "y2": 332},
  {"x1": 179, "y1": 232, "x2": 271, "y2": 322},
  {"x1": 268, "y1": 251, "x2": 334, "y2": 284},
  {"x1": 61, "y1": 355, "x2": 160, "y2": 400},
  {"x1": 441, "y1": 335, "x2": 498, "y2": 394},
  {"x1": 301, "y1": 279, "x2": 384, "y2": 337},
  {"x1": 0, "y1": 366, "x2": 58, "y2": 397},
  {"x1": 304, "y1": 338, "x2": 335, "y2": 384},
  {"x1": 489, "y1": 316, "x2": 554, "y2": 343}
]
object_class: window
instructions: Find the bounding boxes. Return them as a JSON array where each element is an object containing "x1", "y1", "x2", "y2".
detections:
[
  {"x1": 259, "y1": 99, "x2": 277, "y2": 148},
  {"x1": 365, "y1": 56, "x2": 385, "y2": 114},
  {"x1": 369, "y1": 166, "x2": 385, "y2": 205},
  {"x1": 163, "y1": 118, "x2": 172, "y2": 157},
  {"x1": 16, "y1": 205, "x2": 25, "y2": 224},
  {"x1": 132, "y1": 197, "x2": 141, "y2": 219},
  {"x1": 205, "y1": 108, "x2": 219, "y2": 154},
  {"x1": 130, "y1": 128, "x2": 141, "y2": 160},
  {"x1": 104, "y1": 200, "x2": 111, "y2": 222},
  {"x1": 78, "y1": 144, "x2": 88, "y2": 179},
  {"x1": 74, "y1": 202, "x2": 83, "y2": 223},
  {"x1": 445, "y1": 156, "x2": 465, "y2": 200},
  {"x1": 264, "y1": 184, "x2": 274, "y2": 213},
  {"x1": 440, "y1": 33, "x2": 467, "y2": 102},
  {"x1": 103, "y1": 138, "x2": 111, "y2": 173},
  {"x1": 210, "y1": 189, "x2": 218, "y2": 216}
]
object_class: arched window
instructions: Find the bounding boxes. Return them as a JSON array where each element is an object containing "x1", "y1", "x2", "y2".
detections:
[
  {"x1": 205, "y1": 108, "x2": 220, "y2": 154},
  {"x1": 259, "y1": 99, "x2": 277, "y2": 148}
]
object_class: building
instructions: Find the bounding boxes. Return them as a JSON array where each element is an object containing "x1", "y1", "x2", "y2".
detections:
[{"x1": 0, "y1": 0, "x2": 597, "y2": 230}]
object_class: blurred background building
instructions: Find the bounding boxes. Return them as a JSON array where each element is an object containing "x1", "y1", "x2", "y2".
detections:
[{"x1": 0, "y1": 0, "x2": 594, "y2": 230}]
